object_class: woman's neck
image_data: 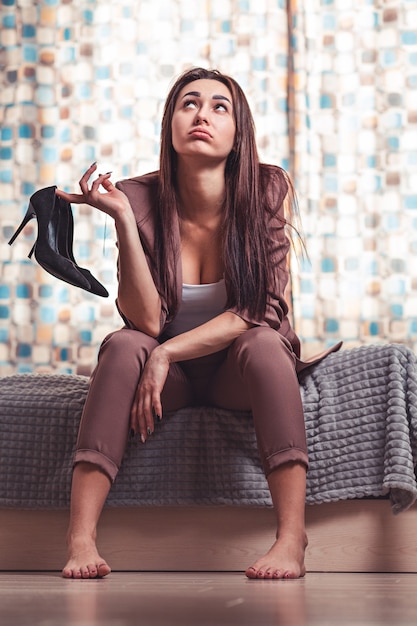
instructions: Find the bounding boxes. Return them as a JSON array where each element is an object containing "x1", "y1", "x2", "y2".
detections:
[{"x1": 176, "y1": 162, "x2": 226, "y2": 223}]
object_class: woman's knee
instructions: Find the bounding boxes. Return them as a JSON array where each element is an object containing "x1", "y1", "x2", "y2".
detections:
[
  {"x1": 231, "y1": 326, "x2": 295, "y2": 369},
  {"x1": 98, "y1": 328, "x2": 159, "y2": 366}
]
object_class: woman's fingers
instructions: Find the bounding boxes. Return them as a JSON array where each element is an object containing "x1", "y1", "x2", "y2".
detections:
[
  {"x1": 130, "y1": 387, "x2": 160, "y2": 443},
  {"x1": 78, "y1": 162, "x2": 97, "y2": 192},
  {"x1": 56, "y1": 162, "x2": 100, "y2": 204}
]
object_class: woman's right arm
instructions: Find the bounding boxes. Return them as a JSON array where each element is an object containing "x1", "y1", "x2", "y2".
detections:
[
  {"x1": 56, "y1": 164, "x2": 161, "y2": 336},
  {"x1": 114, "y1": 204, "x2": 161, "y2": 336}
]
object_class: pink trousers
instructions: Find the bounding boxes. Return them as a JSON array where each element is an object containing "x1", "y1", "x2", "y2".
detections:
[{"x1": 74, "y1": 326, "x2": 308, "y2": 481}]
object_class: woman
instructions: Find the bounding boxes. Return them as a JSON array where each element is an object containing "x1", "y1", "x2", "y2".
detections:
[{"x1": 57, "y1": 67, "x2": 338, "y2": 580}]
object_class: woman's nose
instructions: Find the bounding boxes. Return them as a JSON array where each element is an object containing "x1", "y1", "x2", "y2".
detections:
[{"x1": 195, "y1": 106, "x2": 209, "y2": 124}]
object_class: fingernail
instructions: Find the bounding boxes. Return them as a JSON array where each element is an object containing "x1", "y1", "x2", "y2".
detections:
[
  {"x1": 90, "y1": 161, "x2": 97, "y2": 167},
  {"x1": 141, "y1": 434, "x2": 146, "y2": 444},
  {"x1": 156, "y1": 414, "x2": 162, "y2": 421},
  {"x1": 105, "y1": 171, "x2": 112, "y2": 175},
  {"x1": 147, "y1": 427, "x2": 152, "y2": 436}
]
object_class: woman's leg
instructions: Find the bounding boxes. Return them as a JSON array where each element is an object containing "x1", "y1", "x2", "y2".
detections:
[
  {"x1": 62, "y1": 463, "x2": 112, "y2": 579},
  {"x1": 207, "y1": 326, "x2": 308, "y2": 579},
  {"x1": 246, "y1": 462, "x2": 308, "y2": 579},
  {"x1": 63, "y1": 329, "x2": 193, "y2": 579}
]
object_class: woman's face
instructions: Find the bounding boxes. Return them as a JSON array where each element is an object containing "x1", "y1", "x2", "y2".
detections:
[{"x1": 171, "y1": 79, "x2": 236, "y2": 165}]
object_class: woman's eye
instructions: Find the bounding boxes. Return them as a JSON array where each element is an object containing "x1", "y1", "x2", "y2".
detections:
[
  {"x1": 184, "y1": 100, "x2": 197, "y2": 109},
  {"x1": 214, "y1": 103, "x2": 227, "y2": 112}
]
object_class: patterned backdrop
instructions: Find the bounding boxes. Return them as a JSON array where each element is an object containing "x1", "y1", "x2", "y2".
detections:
[{"x1": 0, "y1": 0, "x2": 416, "y2": 375}]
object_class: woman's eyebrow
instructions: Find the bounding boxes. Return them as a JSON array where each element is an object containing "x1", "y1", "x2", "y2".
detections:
[{"x1": 182, "y1": 90, "x2": 232, "y2": 104}]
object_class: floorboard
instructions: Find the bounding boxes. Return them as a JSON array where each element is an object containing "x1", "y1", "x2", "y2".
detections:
[{"x1": 0, "y1": 572, "x2": 416, "y2": 626}]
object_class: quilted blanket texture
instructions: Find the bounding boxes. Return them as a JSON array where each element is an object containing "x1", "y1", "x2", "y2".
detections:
[{"x1": 0, "y1": 343, "x2": 416, "y2": 513}]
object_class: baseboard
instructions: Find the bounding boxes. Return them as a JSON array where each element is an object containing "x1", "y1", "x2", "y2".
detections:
[{"x1": 0, "y1": 500, "x2": 416, "y2": 573}]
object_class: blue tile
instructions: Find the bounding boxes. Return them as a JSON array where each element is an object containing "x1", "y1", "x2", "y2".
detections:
[
  {"x1": 35, "y1": 86, "x2": 54, "y2": 106},
  {"x1": 22, "y1": 182, "x2": 35, "y2": 196},
  {"x1": 83, "y1": 9, "x2": 94, "y2": 24},
  {"x1": 321, "y1": 258, "x2": 335, "y2": 272},
  {"x1": 80, "y1": 330, "x2": 92, "y2": 343},
  {"x1": 39, "y1": 285, "x2": 54, "y2": 298},
  {"x1": 58, "y1": 348, "x2": 69, "y2": 361},
  {"x1": 0, "y1": 285, "x2": 10, "y2": 299},
  {"x1": 16, "y1": 284, "x2": 30, "y2": 298},
  {"x1": 42, "y1": 145, "x2": 58, "y2": 163},
  {"x1": 96, "y1": 66, "x2": 111, "y2": 80},
  {"x1": 324, "y1": 154, "x2": 337, "y2": 167},
  {"x1": 0, "y1": 329, "x2": 9, "y2": 342},
  {"x1": 300, "y1": 279, "x2": 314, "y2": 293},
  {"x1": 0, "y1": 147, "x2": 12, "y2": 159},
  {"x1": 1, "y1": 126, "x2": 12, "y2": 140},
  {"x1": 402, "y1": 31, "x2": 417, "y2": 45},
  {"x1": 320, "y1": 94, "x2": 333, "y2": 109},
  {"x1": 22, "y1": 24, "x2": 36, "y2": 37},
  {"x1": 0, "y1": 305, "x2": 10, "y2": 319},
  {"x1": 325, "y1": 319, "x2": 339, "y2": 333},
  {"x1": 387, "y1": 136, "x2": 399, "y2": 150},
  {"x1": 0, "y1": 171, "x2": 12, "y2": 183},
  {"x1": 404, "y1": 196, "x2": 417, "y2": 210},
  {"x1": 369, "y1": 322, "x2": 380, "y2": 336},
  {"x1": 391, "y1": 303, "x2": 403, "y2": 318},
  {"x1": 41, "y1": 125, "x2": 55, "y2": 139},
  {"x1": 23, "y1": 45, "x2": 37, "y2": 62},
  {"x1": 17, "y1": 343, "x2": 32, "y2": 358},
  {"x1": 17, "y1": 364, "x2": 33, "y2": 373},
  {"x1": 19, "y1": 124, "x2": 33, "y2": 138},
  {"x1": 40, "y1": 306, "x2": 56, "y2": 323},
  {"x1": 3, "y1": 14, "x2": 15, "y2": 27}
]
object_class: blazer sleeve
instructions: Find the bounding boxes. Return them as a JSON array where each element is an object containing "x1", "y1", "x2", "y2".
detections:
[{"x1": 114, "y1": 173, "x2": 171, "y2": 334}]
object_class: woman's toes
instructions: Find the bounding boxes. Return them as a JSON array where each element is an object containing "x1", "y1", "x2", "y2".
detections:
[
  {"x1": 245, "y1": 567, "x2": 258, "y2": 579},
  {"x1": 97, "y1": 562, "x2": 111, "y2": 577}
]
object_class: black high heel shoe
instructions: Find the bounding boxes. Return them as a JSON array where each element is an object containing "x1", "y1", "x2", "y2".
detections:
[
  {"x1": 8, "y1": 186, "x2": 108, "y2": 297},
  {"x1": 55, "y1": 195, "x2": 109, "y2": 297}
]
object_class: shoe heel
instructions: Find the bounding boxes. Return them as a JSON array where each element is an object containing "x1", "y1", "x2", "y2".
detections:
[
  {"x1": 28, "y1": 243, "x2": 35, "y2": 259},
  {"x1": 8, "y1": 203, "x2": 36, "y2": 246}
]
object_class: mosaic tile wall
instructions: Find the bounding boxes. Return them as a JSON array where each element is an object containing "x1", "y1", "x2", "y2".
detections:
[
  {"x1": 0, "y1": 0, "x2": 415, "y2": 375},
  {"x1": 0, "y1": 0, "x2": 290, "y2": 375},
  {"x1": 289, "y1": 0, "x2": 417, "y2": 357}
]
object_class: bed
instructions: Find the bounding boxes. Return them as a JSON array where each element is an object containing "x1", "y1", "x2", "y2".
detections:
[{"x1": 1, "y1": 343, "x2": 416, "y2": 572}]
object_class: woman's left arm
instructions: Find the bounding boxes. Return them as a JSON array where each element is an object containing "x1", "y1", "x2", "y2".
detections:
[{"x1": 130, "y1": 312, "x2": 252, "y2": 441}]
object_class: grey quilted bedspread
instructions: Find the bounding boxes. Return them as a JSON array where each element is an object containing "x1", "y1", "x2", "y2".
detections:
[{"x1": 0, "y1": 343, "x2": 416, "y2": 513}]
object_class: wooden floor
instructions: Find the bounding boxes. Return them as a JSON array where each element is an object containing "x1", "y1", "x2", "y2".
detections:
[{"x1": 0, "y1": 572, "x2": 416, "y2": 625}]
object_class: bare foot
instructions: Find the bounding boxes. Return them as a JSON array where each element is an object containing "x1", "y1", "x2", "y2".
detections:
[
  {"x1": 62, "y1": 537, "x2": 111, "y2": 579},
  {"x1": 245, "y1": 533, "x2": 307, "y2": 580}
]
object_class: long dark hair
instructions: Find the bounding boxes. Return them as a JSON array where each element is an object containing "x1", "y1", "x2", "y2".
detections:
[{"x1": 156, "y1": 67, "x2": 295, "y2": 320}]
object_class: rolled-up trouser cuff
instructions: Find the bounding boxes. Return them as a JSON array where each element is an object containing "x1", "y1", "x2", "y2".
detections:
[
  {"x1": 74, "y1": 449, "x2": 119, "y2": 483},
  {"x1": 264, "y1": 447, "x2": 309, "y2": 479}
]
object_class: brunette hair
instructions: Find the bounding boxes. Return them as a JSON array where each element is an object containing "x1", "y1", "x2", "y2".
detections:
[{"x1": 156, "y1": 67, "x2": 296, "y2": 320}]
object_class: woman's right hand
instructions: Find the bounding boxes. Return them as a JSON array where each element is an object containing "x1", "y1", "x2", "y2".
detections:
[{"x1": 55, "y1": 162, "x2": 132, "y2": 222}]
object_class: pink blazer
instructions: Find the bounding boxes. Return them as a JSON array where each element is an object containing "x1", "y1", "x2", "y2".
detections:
[{"x1": 116, "y1": 170, "x2": 342, "y2": 373}]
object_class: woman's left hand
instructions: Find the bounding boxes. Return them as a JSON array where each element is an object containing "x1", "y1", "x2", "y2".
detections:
[{"x1": 130, "y1": 347, "x2": 170, "y2": 443}]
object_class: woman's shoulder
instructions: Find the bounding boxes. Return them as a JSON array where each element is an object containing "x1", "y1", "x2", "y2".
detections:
[
  {"x1": 116, "y1": 171, "x2": 160, "y2": 222},
  {"x1": 259, "y1": 163, "x2": 290, "y2": 185},
  {"x1": 116, "y1": 170, "x2": 160, "y2": 193},
  {"x1": 259, "y1": 164, "x2": 291, "y2": 211}
]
